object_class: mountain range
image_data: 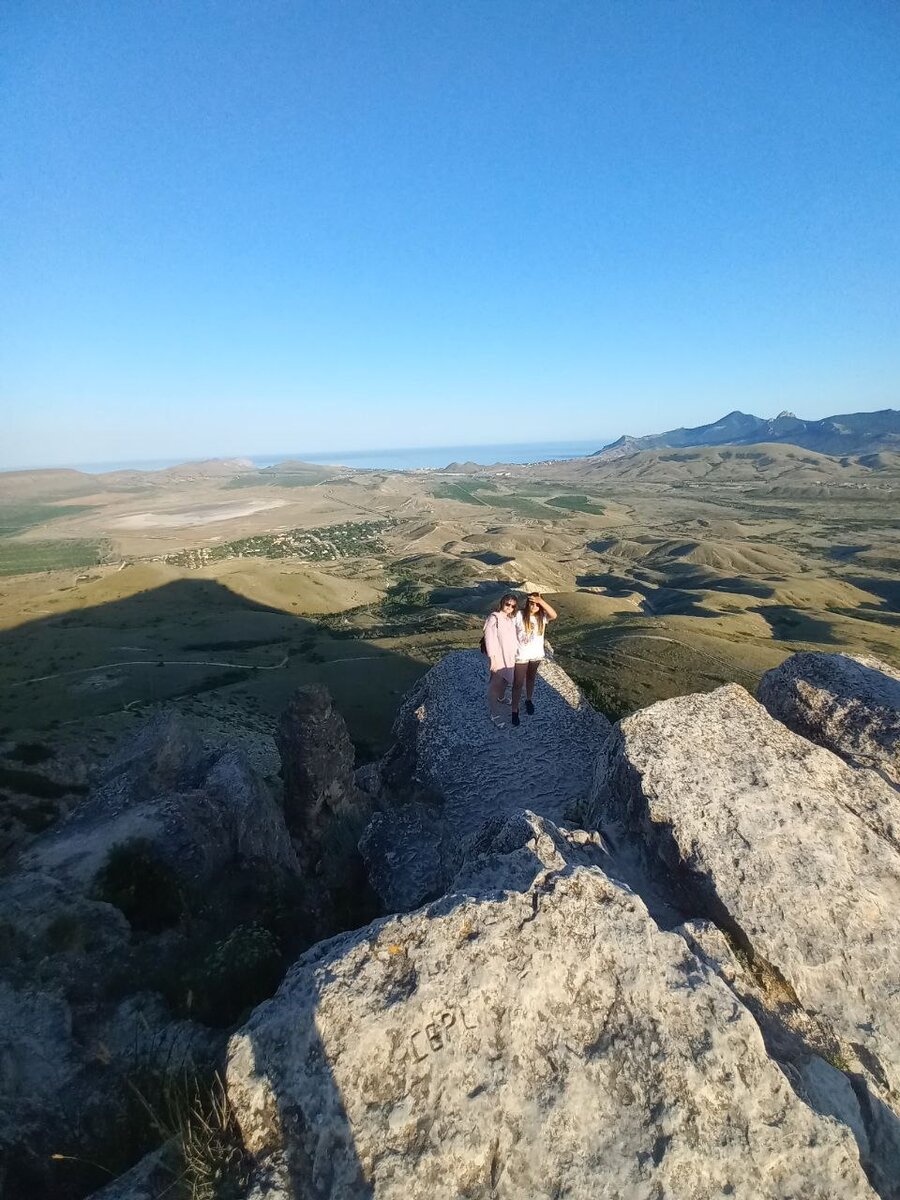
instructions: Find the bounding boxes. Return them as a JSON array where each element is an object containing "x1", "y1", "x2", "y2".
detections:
[{"x1": 594, "y1": 407, "x2": 900, "y2": 459}]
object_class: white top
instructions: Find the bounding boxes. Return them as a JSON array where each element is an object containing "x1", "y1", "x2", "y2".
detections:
[{"x1": 515, "y1": 610, "x2": 546, "y2": 663}]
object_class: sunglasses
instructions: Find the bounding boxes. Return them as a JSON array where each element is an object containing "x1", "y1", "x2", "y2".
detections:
[{"x1": 502, "y1": 601, "x2": 516, "y2": 608}]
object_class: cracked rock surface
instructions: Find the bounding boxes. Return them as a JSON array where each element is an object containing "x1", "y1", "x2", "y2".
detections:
[
  {"x1": 227, "y1": 814, "x2": 875, "y2": 1199},
  {"x1": 758, "y1": 651, "x2": 900, "y2": 787},
  {"x1": 360, "y1": 650, "x2": 609, "y2": 909},
  {"x1": 592, "y1": 682, "x2": 900, "y2": 1193}
]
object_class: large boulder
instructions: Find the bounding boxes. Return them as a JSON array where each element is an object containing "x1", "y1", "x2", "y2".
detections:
[
  {"x1": 19, "y1": 712, "x2": 299, "y2": 898},
  {"x1": 360, "y1": 651, "x2": 609, "y2": 909},
  {"x1": 227, "y1": 823, "x2": 875, "y2": 1198},
  {"x1": 590, "y1": 683, "x2": 900, "y2": 1189},
  {"x1": 758, "y1": 651, "x2": 900, "y2": 786}
]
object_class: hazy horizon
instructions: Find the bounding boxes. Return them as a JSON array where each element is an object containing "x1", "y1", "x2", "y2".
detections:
[
  {"x1": 5, "y1": 403, "x2": 900, "y2": 474},
  {"x1": 0, "y1": 436, "x2": 611, "y2": 475}
]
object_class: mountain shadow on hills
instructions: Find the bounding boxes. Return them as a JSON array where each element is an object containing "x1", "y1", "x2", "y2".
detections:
[
  {"x1": 0, "y1": 577, "x2": 426, "y2": 859},
  {"x1": 751, "y1": 606, "x2": 841, "y2": 645},
  {"x1": 843, "y1": 576, "x2": 900, "y2": 614}
]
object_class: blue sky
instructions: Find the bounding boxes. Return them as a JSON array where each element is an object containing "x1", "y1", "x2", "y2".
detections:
[{"x1": 2, "y1": 0, "x2": 898, "y2": 468}]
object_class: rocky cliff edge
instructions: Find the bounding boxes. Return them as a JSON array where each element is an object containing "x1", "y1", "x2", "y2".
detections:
[{"x1": 4, "y1": 649, "x2": 900, "y2": 1198}]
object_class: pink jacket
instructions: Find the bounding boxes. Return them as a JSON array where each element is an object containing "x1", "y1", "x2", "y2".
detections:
[{"x1": 483, "y1": 610, "x2": 518, "y2": 671}]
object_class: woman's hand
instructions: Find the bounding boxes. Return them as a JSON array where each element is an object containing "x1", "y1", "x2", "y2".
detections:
[{"x1": 535, "y1": 594, "x2": 558, "y2": 621}]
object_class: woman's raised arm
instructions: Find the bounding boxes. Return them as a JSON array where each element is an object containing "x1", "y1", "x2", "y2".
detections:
[{"x1": 537, "y1": 595, "x2": 557, "y2": 621}]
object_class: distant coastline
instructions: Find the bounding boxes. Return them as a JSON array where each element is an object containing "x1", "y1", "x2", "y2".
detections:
[{"x1": 5, "y1": 440, "x2": 608, "y2": 475}]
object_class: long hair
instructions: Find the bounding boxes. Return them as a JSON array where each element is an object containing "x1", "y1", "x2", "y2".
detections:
[{"x1": 520, "y1": 592, "x2": 545, "y2": 638}]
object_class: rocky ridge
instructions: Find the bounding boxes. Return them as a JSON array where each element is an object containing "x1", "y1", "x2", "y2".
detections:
[
  {"x1": 359, "y1": 651, "x2": 609, "y2": 910},
  {"x1": 593, "y1": 407, "x2": 900, "y2": 459},
  {"x1": 228, "y1": 819, "x2": 874, "y2": 1199},
  {"x1": 3, "y1": 648, "x2": 900, "y2": 1198}
]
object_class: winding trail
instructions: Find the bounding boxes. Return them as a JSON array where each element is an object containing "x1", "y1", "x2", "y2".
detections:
[{"x1": 11, "y1": 657, "x2": 291, "y2": 686}]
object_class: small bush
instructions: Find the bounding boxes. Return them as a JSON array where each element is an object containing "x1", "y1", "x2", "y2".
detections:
[
  {"x1": 93, "y1": 839, "x2": 186, "y2": 933},
  {"x1": 175, "y1": 1072, "x2": 253, "y2": 1200},
  {"x1": 45, "y1": 913, "x2": 88, "y2": 954},
  {"x1": 6, "y1": 740, "x2": 54, "y2": 765},
  {"x1": 186, "y1": 924, "x2": 283, "y2": 1025},
  {"x1": 37, "y1": 1068, "x2": 252, "y2": 1200},
  {"x1": 574, "y1": 675, "x2": 632, "y2": 723}
]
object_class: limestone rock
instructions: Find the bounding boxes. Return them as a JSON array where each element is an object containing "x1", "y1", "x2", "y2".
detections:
[
  {"x1": 0, "y1": 983, "x2": 79, "y2": 1149},
  {"x1": 276, "y1": 684, "x2": 364, "y2": 844},
  {"x1": 447, "y1": 808, "x2": 611, "y2": 897},
  {"x1": 592, "y1": 685, "x2": 900, "y2": 1138},
  {"x1": 276, "y1": 686, "x2": 377, "y2": 934},
  {"x1": 102, "y1": 709, "x2": 207, "y2": 796},
  {"x1": 674, "y1": 918, "x2": 886, "y2": 1187},
  {"x1": 0, "y1": 871, "x2": 129, "y2": 968},
  {"x1": 227, "y1": 856, "x2": 874, "y2": 1198},
  {"x1": 758, "y1": 651, "x2": 900, "y2": 786},
  {"x1": 361, "y1": 650, "x2": 609, "y2": 909},
  {"x1": 19, "y1": 714, "x2": 298, "y2": 897},
  {"x1": 358, "y1": 806, "x2": 443, "y2": 913},
  {"x1": 97, "y1": 992, "x2": 222, "y2": 1074},
  {"x1": 87, "y1": 1143, "x2": 181, "y2": 1200}
]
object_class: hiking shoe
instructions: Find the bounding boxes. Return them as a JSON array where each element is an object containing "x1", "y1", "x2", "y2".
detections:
[
  {"x1": 525, "y1": 700, "x2": 535, "y2": 715},
  {"x1": 511, "y1": 711, "x2": 520, "y2": 727}
]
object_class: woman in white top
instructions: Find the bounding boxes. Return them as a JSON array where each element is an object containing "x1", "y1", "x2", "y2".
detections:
[{"x1": 511, "y1": 592, "x2": 557, "y2": 727}]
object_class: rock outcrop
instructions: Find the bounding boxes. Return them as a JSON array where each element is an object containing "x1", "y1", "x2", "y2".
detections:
[
  {"x1": 1, "y1": 711, "x2": 300, "y2": 1199},
  {"x1": 758, "y1": 651, "x2": 900, "y2": 786},
  {"x1": 276, "y1": 685, "x2": 377, "y2": 935},
  {"x1": 359, "y1": 650, "x2": 609, "y2": 909},
  {"x1": 20, "y1": 710, "x2": 299, "y2": 893},
  {"x1": 590, "y1": 682, "x2": 900, "y2": 1192},
  {"x1": 276, "y1": 684, "x2": 365, "y2": 844},
  {"x1": 9, "y1": 647, "x2": 900, "y2": 1200},
  {"x1": 227, "y1": 814, "x2": 875, "y2": 1198}
]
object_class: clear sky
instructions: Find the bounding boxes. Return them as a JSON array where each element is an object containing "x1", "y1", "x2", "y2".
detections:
[{"x1": 2, "y1": 0, "x2": 898, "y2": 468}]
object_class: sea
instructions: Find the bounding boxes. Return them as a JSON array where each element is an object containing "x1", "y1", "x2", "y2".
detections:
[{"x1": 59, "y1": 439, "x2": 609, "y2": 474}]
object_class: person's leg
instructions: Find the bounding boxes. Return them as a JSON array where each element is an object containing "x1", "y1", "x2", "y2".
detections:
[
  {"x1": 511, "y1": 663, "x2": 526, "y2": 716},
  {"x1": 525, "y1": 660, "x2": 539, "y2": 713},
  {"x1": 487, "y1": 670, "x2": 508, "y2": 720}
]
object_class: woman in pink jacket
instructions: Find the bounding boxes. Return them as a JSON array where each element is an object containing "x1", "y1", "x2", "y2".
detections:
[{"x1": 483, "y1": 593, "x2": 519, "y2": 726}]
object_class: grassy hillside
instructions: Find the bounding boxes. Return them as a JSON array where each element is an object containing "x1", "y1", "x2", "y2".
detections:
[{"x1": 1, "y1": 445, "x2": 898, "y2": 784}]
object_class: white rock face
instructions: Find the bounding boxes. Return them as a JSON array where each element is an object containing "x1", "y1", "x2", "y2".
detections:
[
  {"x1": 758, "y1": 651, "x2": 900, "y2": 786},
  {"x1": 360, "y1": 651, "x2": 609, "y2": 909},
  {"x1": 227, "y1": 828, "x2": 874, "y2": 1199},
  {"x1": 592, "y1": 685, "x2": 900, "y2": 1133}
]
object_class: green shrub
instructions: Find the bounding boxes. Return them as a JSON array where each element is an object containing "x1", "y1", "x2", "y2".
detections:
[
  {"x1": 93, "y1": 839, "x2": 186, "y2": 933},
  {"x1": 45, "y1": 913, "x2": 88, "y2": 954},
  {"x1": 6, "y1": 740, "x2": 54, "y2": 765},
  {"x1": 186, "y1": 924, "x2": 283, "y2": 1025},
  {"x1": 573, "y1": 675, "x2": 632, "y2": 723}
]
